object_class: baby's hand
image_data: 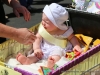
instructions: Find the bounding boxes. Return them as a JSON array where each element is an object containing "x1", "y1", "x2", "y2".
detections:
[
  {"x1": 73, "y1": 45, "x2": 83, "y2": 53},
  {"x1": 34, "y1": 49, "x2": 43, "y2": 59}
]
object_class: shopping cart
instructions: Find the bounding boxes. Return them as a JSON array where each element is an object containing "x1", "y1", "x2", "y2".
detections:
[{"x1": 0, "y1": 8, "x2": 100, "y2": 75}]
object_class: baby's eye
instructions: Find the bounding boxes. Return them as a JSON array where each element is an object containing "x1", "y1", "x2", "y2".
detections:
[{"x1": 46, "y1": 21, "x2": 50, "y2": 24}]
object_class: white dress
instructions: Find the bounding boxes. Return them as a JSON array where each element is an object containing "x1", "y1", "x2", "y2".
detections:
[{"x1": 40, "y1": 26, "x2": 74, "y2": 59}]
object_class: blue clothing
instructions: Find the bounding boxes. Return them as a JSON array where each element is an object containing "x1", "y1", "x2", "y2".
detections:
[{"x1": 19, "y1": 0, "x2": 33, "y2": 8}]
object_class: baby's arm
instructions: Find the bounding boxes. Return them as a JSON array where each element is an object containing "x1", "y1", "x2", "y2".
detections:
[
  {"x1": 67, "y1": 33, "x2": 82, "y2": 52},
  {"x1": 33, "y1": 32, "x2": 43, "y2": 59}
]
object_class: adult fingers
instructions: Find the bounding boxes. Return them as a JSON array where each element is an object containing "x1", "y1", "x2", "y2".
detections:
[
  {"x1": 28, "y1": 30, "x2": 37, "y2": 40},
  {"x1": 24, "y1": 31, "x2": 36, "y2": 39},
  {"x1": 13, "y1": 9, "x2": 20, "y2": 18},
  {"x1": 22, "y1": 8, "x2": 27, "y2": 21},
  {"x1": 25, "y1": 8, "x2": 31, "y2": 21},
  {"x1": 24, "y1": 40, "x2": 35, "y2": 45},
  {"x1": 23, "y1": 35, "x2": 36, "y2": 45},
  {"x1": 22, "y1": 7, "x2": 31, "y2": 21}
]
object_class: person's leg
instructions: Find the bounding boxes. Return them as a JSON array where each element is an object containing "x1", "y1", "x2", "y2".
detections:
[
  {"x1": 16, "y1": 53, "x2": 39, "y2": 65},
  {"x1": 47, "y1": 55, "x2": 61, "y2": 69},
  {"x1": 19, "y1": 0, "x2": 27, "y2": 8}
]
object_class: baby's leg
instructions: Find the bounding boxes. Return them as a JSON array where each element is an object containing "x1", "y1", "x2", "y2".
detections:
[
  {"x1": 16, "y1": 53, "x2": 39, "y2": 65},
  {"x1": 47, "y1": 55, "x2": 61, "y2": 69}
]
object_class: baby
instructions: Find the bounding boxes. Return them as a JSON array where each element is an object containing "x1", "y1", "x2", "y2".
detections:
[{"x1": 16, "y1": 3, "x2": 82, "y2": 69}]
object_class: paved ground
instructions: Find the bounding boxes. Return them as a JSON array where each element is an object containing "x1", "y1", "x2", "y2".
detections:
[{"x1": 3, "y1": 0, "x2": 72, "y2": 28}]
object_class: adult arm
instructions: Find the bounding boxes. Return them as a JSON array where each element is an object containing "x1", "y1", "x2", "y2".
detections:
[{"x1": 0, "y1": 23, "x2": 36, "y2": 45}]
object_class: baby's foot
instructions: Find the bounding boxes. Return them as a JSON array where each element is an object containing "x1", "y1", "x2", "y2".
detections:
[
  {"x1": 16, "y1": 53, "x2": 31, "y2": 65},
  {"x1": 47, "y1": 57, "x2": 55, "y2": 69}
]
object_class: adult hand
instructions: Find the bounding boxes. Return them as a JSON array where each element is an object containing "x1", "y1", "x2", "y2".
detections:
[
  {"x1": 14, "y1": 28, "x2": 36, "y2": 45},
  {"x1": 13, "y1": 5, "x2": 31, "y2": 21}
]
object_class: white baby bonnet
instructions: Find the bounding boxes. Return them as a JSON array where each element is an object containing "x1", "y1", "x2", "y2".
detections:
[{"x1": 43, "y1": 3, "x2": 69, "y2": 30}]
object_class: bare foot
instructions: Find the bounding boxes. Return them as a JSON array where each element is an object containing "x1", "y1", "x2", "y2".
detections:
[
  {"x1": 47, "y1": 57, "x2": 55, "y2": 69},
  {"x1": 16, "y1": 53, "x2": 33, "y2": 65}
]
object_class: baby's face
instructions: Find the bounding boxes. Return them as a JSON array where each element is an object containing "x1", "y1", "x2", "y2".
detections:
[{"x1": 42, "y1": 13, "x2": 58, "y2": 32}]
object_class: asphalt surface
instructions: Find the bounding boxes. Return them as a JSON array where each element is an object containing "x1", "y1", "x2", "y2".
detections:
[{"x1": 3, "y1": 0, "x2": 72, "y2": 29}]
